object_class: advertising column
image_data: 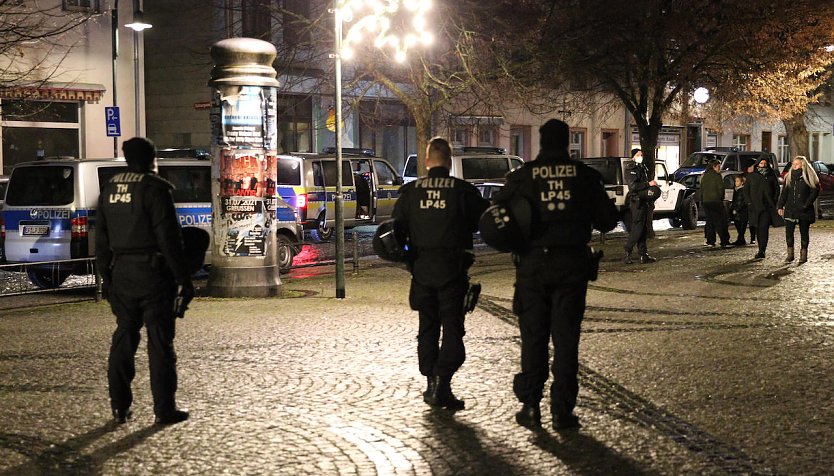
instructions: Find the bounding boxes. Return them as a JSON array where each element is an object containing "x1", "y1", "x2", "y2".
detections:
[{"x1": 207, "y1": 38, "x2": 281, "y2": 297}]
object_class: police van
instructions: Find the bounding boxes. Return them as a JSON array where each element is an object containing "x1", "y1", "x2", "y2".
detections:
[
  {"x1": 402, "y1": 147, "x2": 524, "y2": 184},
  {"x1": 275, "y1": 148, "x2": 403, "y2": 242},
  {"x1": 1, "y1": 157, "x2": 302, "y2": 288}
]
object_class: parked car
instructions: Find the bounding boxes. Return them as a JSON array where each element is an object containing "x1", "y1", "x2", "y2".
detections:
[
  {"x1": 0, "y1": 175, "x2": 8, "y2": 210},
  {"x1": 402, "y1": 147, "x2": 524, "y2": 184},
  {"x1": 779, "y1": 160, "x2": 834, "y2": 218},
  {"x1": 474, "y1": 181, "x2": 504, "y2": 200},
  {"x1": 677, "y1": 170, "x2": 741, "y2": 219},
  {"x1": 673, "y1": 148, "x2": 777, "y2": 182},
  {"x1": 583, "y1": 156, "x2": 698, "y2": 230}
]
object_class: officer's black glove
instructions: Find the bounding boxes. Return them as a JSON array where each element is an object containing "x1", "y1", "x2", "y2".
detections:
[
  {"x1": 101, "y1": 279, "x2": 111, "y2": 301},
  {"x1": 173, "y1": 280, "x2": 196, "y2": 318},
  {"x1": 463, "y1": 283, "x2": 481, "y2": 314}
]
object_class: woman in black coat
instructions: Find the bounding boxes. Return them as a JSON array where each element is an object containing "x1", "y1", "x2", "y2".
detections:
[
  {"x1": 744, "y1": 158, "x2": 781, "y2": 259},
  {"x1": 777, "y1": 156, "x2": 819, "y2": 264}
]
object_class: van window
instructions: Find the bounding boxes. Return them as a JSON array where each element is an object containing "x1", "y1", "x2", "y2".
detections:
[
  {"x1": 374, "y1": 160, "x2": 397, "y2": 185},
  {"x1": 277, "y1": 159, "x2": 301, "y2": 185},
  {"x1": 655, "y1": 163, "x2": 668, "y2": 181},
  {"x1": 404, "y1": 155, "x2": 418, "y2": 177},
  {"x1": 6, "y1": 166, "x2": 74, "y2": 206},
  {"x1": 158, "y1": 166, "x2": 212, "y2": 202},
  {"x1": 511, "y1": 157, "x2": 523, "y2": 169},
  {"x1": 721, "y1": 154, "x2": 739, "y2": 171},
  {"x1": 321, "y1": 161, "x2": 354, "y2": 187},
  {"x1": 461, "y1": 157, "x2": 510, "y2": 180}
]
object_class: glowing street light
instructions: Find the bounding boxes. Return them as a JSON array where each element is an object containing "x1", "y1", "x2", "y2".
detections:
[
  {"x1": 693, "y1": 87, "x2": 710, "y2": 104},
  {"x1": 332, "y1": 0, "x2": 433, "y2": 298}
]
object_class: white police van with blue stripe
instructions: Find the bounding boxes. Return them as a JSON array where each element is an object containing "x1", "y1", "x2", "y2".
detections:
[{"x1": 1, "y1": 157, "x2": 302, "y2": 288}]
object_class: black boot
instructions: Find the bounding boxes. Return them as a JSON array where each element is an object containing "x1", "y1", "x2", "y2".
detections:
[
  {"x1": 623, "y1": 252, "x2": 633, "y2": 264},
  {"x1": 798, "y1": 248, "x2": 808, "y2": 264},
  {"x1": 422, "y1": 376, "x2": 436, "y2": 405},
  {"x1": 552, "y1": 413, "x2": 581, "y2": 430},
  {"x1": 112, "y1": 408, "x2": 132, "y2": 424},
  {"x1": 515, "y1": 403, "x2": 541, "y2": 428},
  {"x1": 427, "y1": 376, "x2": 465, "y2": 410},
  {"x1": 640, "y1": 254, "x2": 657, "y2": 263}
]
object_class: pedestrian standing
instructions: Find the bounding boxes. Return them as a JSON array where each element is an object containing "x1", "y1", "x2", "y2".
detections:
[
  {"x1": 96, "y1": 137, "x2": 194, "y2": 425},
  {"x1": 731, "y1": 175, "x2": 751, "y2": 246},
  {"x1": 392, "y1": 137, "x2": 489, "y2": 410},
  {"x1": 745, "y1": 158, "x2": 781, "y2": 259},
  {"x1": 701, "y1": 159, "x2": 732, "y2": 248},
  {"x1": 623, "y1": 148, "x2": 658, "y2": 264},
  {"x1": 742, "y1": 163, "x2": 757, "y2": 244},
  {"x1": 777, "y1": 156, "x2": 819, "y2": 264},
  {"x1": 491, "y1": 119, "x2": 618, "y2": 430}
]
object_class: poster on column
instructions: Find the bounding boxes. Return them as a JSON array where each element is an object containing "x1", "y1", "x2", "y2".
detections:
[
  {"x1": 218, "y1": 150, "x2": 272, "y2": 257},
  {"x1": 218, "y1": 85, "x2": 266, "y2": 148}
]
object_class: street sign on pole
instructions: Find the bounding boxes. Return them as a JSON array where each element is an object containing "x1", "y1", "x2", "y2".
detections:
[{"x1": 105, "y1": 106, "x2": 121, "y2": 137}]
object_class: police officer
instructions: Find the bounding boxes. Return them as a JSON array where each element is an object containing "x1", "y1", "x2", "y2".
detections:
[
  {"x1": 392, "y1": 137, "x2": 489, "y2": 410},
  {"x1": 492, "y1": 119, "x2": 618, "y2": 430},
  {"x1": 623, "y1": 148, "x2": 658, "y2": 264},
  {"x1": 96, "y1": 137, "x2": 194, "y2": 425}
]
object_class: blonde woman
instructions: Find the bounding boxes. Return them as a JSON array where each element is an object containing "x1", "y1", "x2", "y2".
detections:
[{"x1": 777, "y1": 156, "x2": 820, "y2": 263}]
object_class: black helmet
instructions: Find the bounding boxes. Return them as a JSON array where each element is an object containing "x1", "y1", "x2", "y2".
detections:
[
  {"x1": 181, "y1": 226, "x2": 211, "y2": 274},
  {"x1": 637, "y1": 184, "x2": 662, "y2": 202},
  {"x1": 479, "y1": 195, "x2": 532, "y2": 253},
  {"x1": 373, "y1": 219, "x2": 409, "y2": 262}
]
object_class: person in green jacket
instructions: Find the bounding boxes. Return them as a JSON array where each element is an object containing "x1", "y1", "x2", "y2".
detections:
[{"x1": 701, "y1": 160, "x2": 731, "y2": 248}]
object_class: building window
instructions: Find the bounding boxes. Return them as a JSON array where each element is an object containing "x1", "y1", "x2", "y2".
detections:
[
  {"x1": 811, "y1": 132, "x2": 820, "y2": 162},
  {"x1": 569, "y1": 129, "x2": 585, "y2": 160},
  {"x1": 478, "y1": 127, "x2": 496, "y2": 146},
  {"x1": 276, "y1": 95, "x2": 311, "y2": 153},
  {"x1": 706, "y1": 132, "x2": 718, "y2": 149},
  {"x1": 510, "y1": 125, "x2": 531, "y2": 161},
  {"x1": 451, "y1": 127, "x2": 469, "y2": 148},
  {"x1": 63, "y1": 0, "x2": 99, "y2": 12},
  {"x1": 242, "y1": 0, "x2": 272, "y2": 40},
  {"x1": 283, "y1": 0, "x2": 311, "y2": 46},
  {"x1": 0, "y1": 100, "x2": 80, "y2": 175},
  {"x1": 778, "y1": 135, "x2": 790, "y2": 163},
  {"x1": 732, "y1": 134, "x2": 750, "y2": 151}
]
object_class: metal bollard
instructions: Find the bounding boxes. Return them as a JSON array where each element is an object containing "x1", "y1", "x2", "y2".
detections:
[{"x1": 352, "y1": 230, "x2": 359, "y2": 273}]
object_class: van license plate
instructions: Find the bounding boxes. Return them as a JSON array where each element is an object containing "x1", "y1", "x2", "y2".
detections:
[{"x1": 22, "y1": 225, "x2": 50, "y2": 236}]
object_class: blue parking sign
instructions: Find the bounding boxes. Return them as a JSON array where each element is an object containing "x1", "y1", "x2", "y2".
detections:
[{"x1": 105, "y1": 106, "x2": 121, "y2": 137}]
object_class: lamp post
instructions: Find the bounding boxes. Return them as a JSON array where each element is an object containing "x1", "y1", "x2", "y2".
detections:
[
  {"x1": 111, "y1": 3, "x2": 119, "y2": 157},
  {"x1": 332, "y1": 0, "x2": 433, "y2": 298},
  {"x1": 125, "y1": 0, "x2": 152, "y2": 137}
]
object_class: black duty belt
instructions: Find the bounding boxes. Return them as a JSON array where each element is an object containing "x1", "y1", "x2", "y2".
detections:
[{"x1": 114, "y1": 251, "x2": 159, "y2": 262}]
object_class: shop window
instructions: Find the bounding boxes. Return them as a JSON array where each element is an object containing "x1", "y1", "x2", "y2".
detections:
[{"x1": 1, "y1": 100, "x2": 80, "y2": 175}]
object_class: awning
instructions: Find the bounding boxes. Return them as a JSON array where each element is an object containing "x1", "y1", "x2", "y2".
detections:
[{"x1": 0, "y1": 82, "x2": 106, "y2": 103}]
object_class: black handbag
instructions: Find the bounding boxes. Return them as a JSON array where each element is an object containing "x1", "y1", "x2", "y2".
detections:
[{"x1": 770, "y1": 208, "x2": 785, "y2": 228}]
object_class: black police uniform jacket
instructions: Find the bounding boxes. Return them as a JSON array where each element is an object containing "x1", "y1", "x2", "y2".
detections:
[
  {"x1": 493, "y1": 149, "x2": 619, "y2": 249},
  {"x1": 624, "y1": 160, "x2": 651, "y2": 203},
  {"x1": 392, "y1": 167, "x2": 489, "y2": 285},
  {"x1": 777, "y1": 169, "x2": 819, "y2": 223},
  {"x1": 96, "y1": 170, "x2": 191, "y2": 284}
]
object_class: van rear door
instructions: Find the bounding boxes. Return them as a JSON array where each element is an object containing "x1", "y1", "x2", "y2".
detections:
[{"x1": 3, "y1": 165, "x2": 77, "y2": 262}]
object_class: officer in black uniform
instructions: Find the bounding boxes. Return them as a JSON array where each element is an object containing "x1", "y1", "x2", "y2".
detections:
[
  {"x1": 392, "y1": 137, "x2": 489, "y2": 410},
  {"x1": 492, "y1": 119, "x2": 618, "y2": 430},
  {"x1": 623, "y1": 148, "x2": 658, "y2": 264},
  {"x1": 96, "y1": 137, "x2": 194, "y2": 425}
]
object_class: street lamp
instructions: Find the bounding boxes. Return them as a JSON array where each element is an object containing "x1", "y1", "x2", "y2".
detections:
[
  {"x1": 125, "y1": 1, "x2": 151, "y2": 137},
  {"x1": 332, "y1": 0, "x2": 433, "y2": 298},
  {"x1": 693, "y1": 87, "x2": 710, "y2": 105}
]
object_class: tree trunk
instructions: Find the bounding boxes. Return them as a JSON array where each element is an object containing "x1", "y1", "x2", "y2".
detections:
[
  {"x1": 414, "y1": 113, "x2": 431, "y2": 177},
  {"x1": 784, "y1": 113, "x2": 809, "y2": 160}
]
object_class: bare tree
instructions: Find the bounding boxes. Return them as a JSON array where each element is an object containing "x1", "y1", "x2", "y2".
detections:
[{"x1": 529, "y1": 0, "x2": 834, "y2": 174}]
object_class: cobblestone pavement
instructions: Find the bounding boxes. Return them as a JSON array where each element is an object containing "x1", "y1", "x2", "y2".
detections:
[{"x1": 2, "y1": 222, "x2": 834, "y2": 475}]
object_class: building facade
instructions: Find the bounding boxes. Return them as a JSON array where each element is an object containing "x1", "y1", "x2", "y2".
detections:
[{"x1": 0, "y1": 0, "x2": 149, "y2": 175}]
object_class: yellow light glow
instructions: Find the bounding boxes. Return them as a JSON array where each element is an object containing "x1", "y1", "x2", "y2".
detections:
[{"x1": 338, "y1": 0, "x2": 432, "y2": 63}]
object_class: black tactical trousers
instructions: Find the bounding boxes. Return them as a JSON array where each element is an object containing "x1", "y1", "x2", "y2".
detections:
[
  {"x1": 624, "y1": 200, "x2": 649, "y2": 255},
  {"x1": 107, "y1": 257, "x2": 179, "y2": 417},
  {"x1": 753, "y1": 210, "x2": 773, "y2": 255},
  {"x1": 703, "y1": 201, "x2": 730, "y2": 246},
  {"x1": 513, "y1": 250, "x2": 588, "y2": 418},
  {"x1": 410, "y1": 275, "x2": 468, "y2": 379}
]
